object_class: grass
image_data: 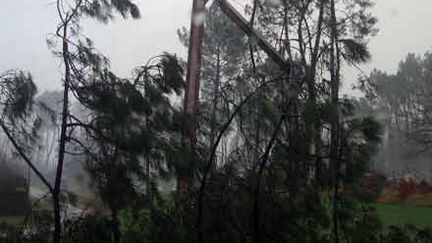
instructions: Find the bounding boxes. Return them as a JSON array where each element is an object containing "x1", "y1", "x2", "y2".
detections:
[
  {"x1": 0, "y1": 216, "x2": 24, "y2": 226},
  {"x1": 372, "y1": 203, "x2": 432, "y2": 229}
]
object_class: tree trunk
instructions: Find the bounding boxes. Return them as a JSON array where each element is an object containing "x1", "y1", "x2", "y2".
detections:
[
  {"x1": 329, "y1": 0, "x2": 341, "y2": 241},
  {"x1": 209, "y1": 44, "x2": 221, "y2": 171},
  {"x1": 53, "y1": 193, "x2": 62, "y2": 243},
  {"x1": 53, "y1": 15, "x2": 72, "y2": 243},
  {"x1": 111, "y1": 208, "x2": 121, "y2": 243}
]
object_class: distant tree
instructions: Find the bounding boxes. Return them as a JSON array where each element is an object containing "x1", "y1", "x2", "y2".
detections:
[
  {"x1": 31, "y1": 91, "x2": 62, "y2": 173},
  {"x1": 362, "y1": 52, "x2": 432, "y2": 180}
]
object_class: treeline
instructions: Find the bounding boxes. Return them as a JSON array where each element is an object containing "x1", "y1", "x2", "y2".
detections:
[{"x1": 362, "y1": 52, "x2": 432, "y2": 181}]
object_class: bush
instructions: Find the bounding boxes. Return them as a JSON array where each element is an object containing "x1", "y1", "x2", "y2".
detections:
[
  {"x1": 397, "y1": 179, "x2": 417, "y2": 199},
  {"x1": 353, "y1": 172, "x2": 387, "y2": 202},
  {"x1": 381, "y1": 225, "x2": 432, "y2": 243}
]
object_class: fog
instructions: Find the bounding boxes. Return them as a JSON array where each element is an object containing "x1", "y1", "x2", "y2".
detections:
[
  {"x1": 2, "y1": 0, "x2": 432, "y2": 92},
  {"x1": 1, "y1": 0, "x2": 432, "y2": 241}
]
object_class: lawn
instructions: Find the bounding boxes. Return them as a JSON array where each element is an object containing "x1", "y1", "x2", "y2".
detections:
[
  {"x1": 0, "y1": 216, "x2": 24, "y2": 226},
  {"x1": 372, "y1": 203, "x2": 432, "y2": 229}
]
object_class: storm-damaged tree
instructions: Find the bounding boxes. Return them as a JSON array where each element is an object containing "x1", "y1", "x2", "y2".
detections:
[
  {"x1": 0, "y1": 1, "x2": 141, "y2": 242},
  {"x1": 70, "y1": 52, "x2": 185, "y2": 243},
  {"x1": 48, "y1": 1, "x2": 140, "y2": 242},
  {"x1": 185, "y1": 0, "x2": 382, "y2": 242},
  {"x1": 0, "y1": 70, "x2": 48, "y2": 191}
]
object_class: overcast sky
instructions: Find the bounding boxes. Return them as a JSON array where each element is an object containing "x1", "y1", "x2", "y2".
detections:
[{"x1": 1, "y1": 0, "x2": 432, "y2": 93}]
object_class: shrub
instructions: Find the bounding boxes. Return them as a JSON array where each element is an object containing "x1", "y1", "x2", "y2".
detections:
[{"x1": 353, "y1": 172, "x2": 387, "y2": 202}]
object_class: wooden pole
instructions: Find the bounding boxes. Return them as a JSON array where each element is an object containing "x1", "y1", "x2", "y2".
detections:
[{"x1": 180, "y1": 0, "x2": 206, "y2": 198}]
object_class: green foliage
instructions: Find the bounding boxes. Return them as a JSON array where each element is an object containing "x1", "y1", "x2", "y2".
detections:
[
  {"x1": 62, "y1": 215, "x2": 114, "y2": 243},
  {"x1": 0, "y1": 1, "x2": 392, "y2": 243},
  {"x1": 0, "y1": 70, "x2": 43, "y2": 156},
  {"x1": 337, "y1": 194, "x2": 383, "y2": 243},
  {"x1": 340, "y1": 39, "x2": 371, "y2": 64},
  {"x1": 381, "y1": 225, "x2": 432, "y2": 243},
  {"x1": 156, "y1": 53, "x2": 186, "y2": 95},
  {"x1": 117, "y1": 196, "x2": 191, "y2": 243},
  {"x1": 73, "y1": 52, "x2": 186, "y2": 227},
  {"x1": 0, "y1": 70, "x2": 37, "y2": 120},
  {"x1": 80, "y1": 0, "x2": 141, "y2": 23}
]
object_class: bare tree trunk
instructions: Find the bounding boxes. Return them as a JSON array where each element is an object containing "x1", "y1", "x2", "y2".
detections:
[
  {"x1": 52, "y1": 1, "x2": 85, "y2": 241},
  {"x1": 52, "y1": 19, "x2": 71, "y2": 243},
  {"x1": 209, "y1": 44, "x2": 221, "y2": 171},
  {"x1": 294, "y1": 0, "x2": 325, "y2": 182},
  {"x1": 282, "y1": 0, "x2": 293, "y2": 60},
  {"x1": 329, "y1": 0, "x2": 341, "y2": 241},
  {"x1": 309, "y1": 0, "x2": 325, "y2": 183},
  {"x1": 53, "y1": 0, "x2": 84, "y2": 236},
  {"x1": 111, "y1": 207, "x2": 121, "y2": 243}
]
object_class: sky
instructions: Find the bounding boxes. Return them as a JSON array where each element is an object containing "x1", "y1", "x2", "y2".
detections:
[{"x1": 1, "y1": 0, "x2": 432, "y2": 94}]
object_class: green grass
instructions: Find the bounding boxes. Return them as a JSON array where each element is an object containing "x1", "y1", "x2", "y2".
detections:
[
  {"x1": 0, "y1": 216, "x2": 24, "y2": 226},
  {"x1": 372, "y1": 203, "x2": 432, "y2": 229}
]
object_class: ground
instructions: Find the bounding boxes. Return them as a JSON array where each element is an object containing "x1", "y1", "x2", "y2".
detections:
[{"x1": 373, "y1": 203, "x2": 432, "y2": 229}]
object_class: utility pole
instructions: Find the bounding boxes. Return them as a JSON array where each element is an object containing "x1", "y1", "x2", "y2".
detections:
[
  {"x1": 180, "y1": 0, "x2": 206, "y2": 199},
  {"x1": 183, "y1": 2, "x2": 296, "y2": 242},
  {"x1": 181, "y1": 0, "x2": 292, "y2": 200}
]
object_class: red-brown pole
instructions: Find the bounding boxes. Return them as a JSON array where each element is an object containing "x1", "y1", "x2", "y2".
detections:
[{"x1": 179, "y1": 0, "x2": 206, "y2": 198}]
